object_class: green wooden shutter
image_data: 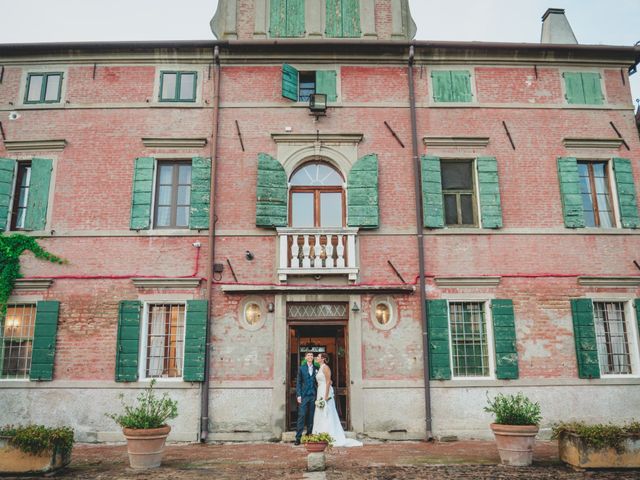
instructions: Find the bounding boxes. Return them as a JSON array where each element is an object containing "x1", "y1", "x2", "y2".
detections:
[
  {"x1": 130, "y1": 157, "x2": 154, "y2": 230},
  {"x1": 29, "y1": 301, "x2": 60, "y2": 381},
  {"x1": 286, "y1": 0, "x2": 305, "y2": 37},
  {"x1": 564, "y1": 72, "x2": 585, "y2": 104},
  {"x1": 570, "y1": 299, "x2": 600, "y2": 379},
  {"x1": 342, "y1": 0, "x2": 361, "y2": 37},
  {"x1": 316, "y1": 71, "x2": 338, "y2": 102},
  {"x1": 115, "y1": 300, "x2": 141, "y2": 382},
  {"x1": 427, "y1": 300, "x2": 451, "y2": 380},
  {"x1": 0, "y1": 158, "x2": 16, "y2": 230},
  {"x1": 189, "y1": 157, "x2": 211, "y2": 230},
  {"x1": 421, "y1": 155, "x2": 444, "y2": 228},
  {"x1": 557, "y1": 157, "x2": 585, "y2": 228},
  {"x1": 347, "y1": 154, "x2": 378, "y2": 229},
  {"x1": 491, "y1": 299, "x2": 519, "y2": 380},
  {"x1": 325, "y1": 0, "x2": 342, "y2": 37},
  {"x1": 24, "y1": 158, "x2": 53, "y2": 231},
  {"x1": 477, "y1": 157, "x2": 503, "y2": 229},
  {"x1": 269, "y1": 0, "x2": 286, "y2": 37},
  {"x1": 183, "y1": 300, "x2": 208, "y2": 382},
  {"x1": 256, "y1": 153, "x2": 288, "y2": 228},
  {"x1": 612, "y1": 158, "x2": 640, "y2": 229},
  {"x1": 450, "y1": 71, "x2": 472, "y2": 102},
  {"x1": 581, "y1": 73, "x2": 603, "y2": 105},
  {"x1": 431, "y1": 71, "x2": 452, "y2": 102},
  {"x1": 282, "y1": 64, "x2": 299, "y2": 101}
]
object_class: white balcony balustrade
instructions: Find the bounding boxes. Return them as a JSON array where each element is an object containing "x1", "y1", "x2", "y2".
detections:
[{"x1": 277, "y1": 228, "x2": 359, "y2": 282}]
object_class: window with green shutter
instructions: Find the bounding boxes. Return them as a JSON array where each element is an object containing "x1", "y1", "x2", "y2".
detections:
[
  {"x1": 183, "y1": 300, "x2": 208, "y2": 382},
  {"x1": 570, "y1": 299, "x2": 600, "y2": 379},
  {"x1": 563, "y1": 72, "x2": 604, "y2": 105},
  {"x1": 159, "y1": 71, "x2": 197, "y2": 102},
  {"x1": 0, "y1": 158, "x2": 53, "y2": 232},
  {"x1": 130, "y1": 157, "x2": 211, "y2": 231},
  {"x1": 1, "y1": 303, "x2": 37, "y2": 379},
  {"x1": 325, "y1": 0, "x2": 361, "y2": 38},
  {"x1": 24, "y1": 73, "x2": 63, "y2": 104},
  {"x1": 612, "y1": 158, "x2": 640, "y2": 229},
  {"x1": 557, "y1": 157, "x2": 586, "y2": 228},
  {"x1": 256, "y1": 153, "x2": 288, "y2": 228},
  {"x1": 426, "y1": 300, "x2": 451, "y2": 380},
  {"x1": 431, "y1": 70, "x2": 473, "y2": 103},
  {"x1": 282, "y1": 65, "x2": 338, "y2": 102},
  {"x1": 270, "y1": 0, "x2": 305, "y2": 38},
  {"x1": 491, "y1": 299, "x2": 519, "y2": 380},
  {"x1": 421, "y1": 156, "x2": 503, "y2": 229},
  {"x1": 115, "y1": 300, "x2": 141, "y2": 382}
]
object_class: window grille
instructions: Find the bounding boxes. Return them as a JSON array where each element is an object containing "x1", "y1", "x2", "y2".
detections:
[
  {"x1": 145, "y1": 304, "x2": 185, "y2": 378},
  {"x1": 1, "y1": 304, "x2": 36, "y2": 379},
  {"x1": 287, "y1": 303, "x2": 348, "y2": 320},
  {"x1": 593, "y1": 302, "x2": 631, "y2": 375},
  {"x1": 449, "y1": 302, "x2": 489, "y2": 377}
]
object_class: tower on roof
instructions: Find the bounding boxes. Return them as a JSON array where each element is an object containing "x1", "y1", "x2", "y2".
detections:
[{"x1": 211, "y1": 0, "x2": 416, "y2": 41}]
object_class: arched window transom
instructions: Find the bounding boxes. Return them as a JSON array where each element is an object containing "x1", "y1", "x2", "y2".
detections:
[{"x1": 289, "y1": 161, "x2": 344, "y2": 228}]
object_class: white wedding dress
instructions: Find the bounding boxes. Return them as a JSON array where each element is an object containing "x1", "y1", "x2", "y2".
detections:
[{"x1": 312, "y1": 367, "x2": 363, "y2": 447}]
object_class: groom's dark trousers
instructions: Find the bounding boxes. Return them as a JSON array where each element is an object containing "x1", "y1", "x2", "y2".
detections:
[{"x1": 295, "y1": 363, "x2": 317, "y2": 442}]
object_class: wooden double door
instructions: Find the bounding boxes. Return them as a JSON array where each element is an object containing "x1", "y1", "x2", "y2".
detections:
[{"x1": 286, "y1": 303, "x2": 349, "y2": 431}]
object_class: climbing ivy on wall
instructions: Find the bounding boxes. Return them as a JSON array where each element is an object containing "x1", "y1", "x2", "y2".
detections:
[{"x1": 0, "y1": 233, "x2": 65, "y2": 314}]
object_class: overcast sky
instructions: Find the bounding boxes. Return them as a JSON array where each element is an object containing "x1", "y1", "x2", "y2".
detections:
[{"x1": 1, "y1": 0, "x2": 639, "y2": 104}]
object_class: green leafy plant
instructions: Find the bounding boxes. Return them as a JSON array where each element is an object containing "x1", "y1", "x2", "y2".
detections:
[
  {"x1": 107, "y1": 379, "x2": 178, "y2": 429},
  {"x1": 485, "y1": 392, "x2": 542, "y2": 426},
  {"x1": 0, "y1": 425, "x2": 74, "y2": 458},
  {"x1": 552, "y1": 421, "x2": 640, "y2": 453},
  {"x1": 0, "y1": 233, "x2": 65, "y2": 315},
  {"x1": 302, "y1": 432, "x2": 334, "y2": 446}
]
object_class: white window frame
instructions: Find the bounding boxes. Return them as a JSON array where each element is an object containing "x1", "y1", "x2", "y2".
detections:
[
  {"x1": 447, "y1": 300, "x2": 496, "y2": 380},
  {"x1": 17, "y1": 66, "x2": 69, "y2": 108},
  {"x1": 591, "y1": 299, "x2": 640, "y2": 378},
  {"x1": 138, "y1": 301, "x2": 188, "y2": 382},
  {"x1": 152, "y1": 65, "x2": 204, "y2": 106},
  {"x1": 0, "y1": 302, "x2": 37, "y2": 381}
]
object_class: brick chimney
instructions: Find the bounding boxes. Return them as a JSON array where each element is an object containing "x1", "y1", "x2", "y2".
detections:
[{"x1": 540, "y1": 8, "x2": 578, "y2": 44}]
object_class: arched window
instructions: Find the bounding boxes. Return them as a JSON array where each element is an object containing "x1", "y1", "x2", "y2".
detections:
[{"x1": 289, "y1": 162, "x2": 344, "y2": 227}]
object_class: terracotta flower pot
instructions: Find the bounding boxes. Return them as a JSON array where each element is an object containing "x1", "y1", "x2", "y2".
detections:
[
  {"x1": 304, "y1": 441, "x2": 328, "y2": 453},
  {"x1": 490, "y1": 423, "x2": 539, "y2": 466},
  {"x1": 122, "y1": 425, "x2": 171, "y2": 469}
]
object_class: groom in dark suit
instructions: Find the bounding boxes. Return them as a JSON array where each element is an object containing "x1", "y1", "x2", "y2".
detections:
[{"x1": 295, "y1": 351, "x2": 318, "y2": 445}]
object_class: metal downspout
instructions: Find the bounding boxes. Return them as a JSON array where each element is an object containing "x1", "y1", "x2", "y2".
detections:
[
  {"x1": 408, "y1": 44, "x2": 433, "y2": 440},
  {"x1": 201, "y1": 45, "x2": 221, "y2": 442}
]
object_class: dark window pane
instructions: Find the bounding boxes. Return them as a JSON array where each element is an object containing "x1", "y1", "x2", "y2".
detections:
[
  {"x1": 161, "y1": 73, "x2": 177, "y2": 100},
  {"x1": 320, "y1": 192, "x2": 342, "y2": 227},
  {"x1": 444, "y1": 194, "x2": 458, "y2": 225},
  {"x1": 179, "y1": 73, "x2": 195, "y2": 100},
  {"x1": 44, "y1": 74, "x2": 61, "y2": 101},
  {"x1": 27, "y1": 75, "x2": 43, "y2": 102},
  {"x1": 460, "y1": 194, "x2": 474, "y2": 224},
  {"x1": 299, "y1": 72, "x2": 316, "y2": 102},
  {"x1": 291, "y1": 192, "x2": 314, "y2": 227},
  {"x1": 441, "y1": 161, "x2": 473, "y2": 190}
]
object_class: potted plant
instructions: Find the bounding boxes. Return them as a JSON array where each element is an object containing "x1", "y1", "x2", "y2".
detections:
[
  {"x1": 107, "y1": 379, "x2": 178, "y2": 469},
  {"x1": 553, "y1": 421, "x2": 640, "y2": 468},
  {"x1": 485, "y1": 392, "x2": 542, "y2": 466},
  {"x1": 301, "y1": 432, "x2": 334, "y2": 453},
  {"x1": 0, "y1": 425, "x2": 74, "y2": 474}
]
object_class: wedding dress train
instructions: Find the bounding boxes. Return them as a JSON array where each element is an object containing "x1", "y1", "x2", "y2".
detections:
[{"x1": 312, "y1": 367, "x2": 363, "y2": 447}]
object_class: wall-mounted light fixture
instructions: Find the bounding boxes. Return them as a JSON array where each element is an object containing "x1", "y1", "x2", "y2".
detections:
[
  {"x1": 245, "y1": 251, "x2": 254, "y2": 261},
  {"x1": 351, "y1": 301, "x2": 360, "y2": 313},
  {"x1": 267, "y1": 302, "x2": 275, "y2": 313},
  {"x1": 309, "y1": 93, "x2": 327, "y2": 118}
]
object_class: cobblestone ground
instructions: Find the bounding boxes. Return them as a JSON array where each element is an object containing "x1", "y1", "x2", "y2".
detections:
[{"x1": 12, "y1": 441, "x2": 640, "y2": 479}]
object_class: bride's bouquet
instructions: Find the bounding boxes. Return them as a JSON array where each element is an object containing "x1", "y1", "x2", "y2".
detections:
[{"x1": 315, "y1": 396, "x2": 332, "y2": 409}]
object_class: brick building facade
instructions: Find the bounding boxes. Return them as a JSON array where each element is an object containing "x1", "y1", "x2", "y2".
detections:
[{"x1": 1, "y1": 1, "x2": 639, "y2": 442}]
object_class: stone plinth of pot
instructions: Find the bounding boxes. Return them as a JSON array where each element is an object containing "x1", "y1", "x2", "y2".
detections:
[
  {"x1": 304, "y1": 441, "x2": 328, "y2": 453},
  {"x1": 0, "y1": 436, "x2": 70, "y2": 474},
  {"x1": 122, "y1": 425, "x2": 171, "y2": 469},
  {"x1": 559, "y1": 432, "x2": 640, "y2": 469},
  {"x1": 490, "y1": 423, "x2": 539, "y2": 466},
  {"x1": 307, "y1": 452, "x2": 326, "y2": 472}
]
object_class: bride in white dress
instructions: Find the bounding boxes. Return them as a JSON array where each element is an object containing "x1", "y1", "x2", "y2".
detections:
[{"x1": 312, "y1": 353, "x2": 363, "y2": 447}]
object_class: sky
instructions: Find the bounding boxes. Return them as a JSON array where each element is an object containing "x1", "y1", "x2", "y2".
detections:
[{"x1": 1, "y1": 0, "x2": 639, "y2": 104}]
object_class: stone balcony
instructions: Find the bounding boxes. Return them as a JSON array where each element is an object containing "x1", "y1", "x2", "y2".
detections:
[{"x1": 277, "y1": 228, "x2": 359, "y2": 282}]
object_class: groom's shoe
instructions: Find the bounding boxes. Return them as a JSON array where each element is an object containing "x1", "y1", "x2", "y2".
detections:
[{"x1": 294, "y1": 439, "x2": 301, "y2": 446}]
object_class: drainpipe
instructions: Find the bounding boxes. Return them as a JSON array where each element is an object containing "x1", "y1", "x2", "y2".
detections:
[
  {"x1": 201, "y1": 45, "x2": 221, "y2": 442},
  {"x1": 408, "y1": 44, "x2": 433, "y2": 440}
]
